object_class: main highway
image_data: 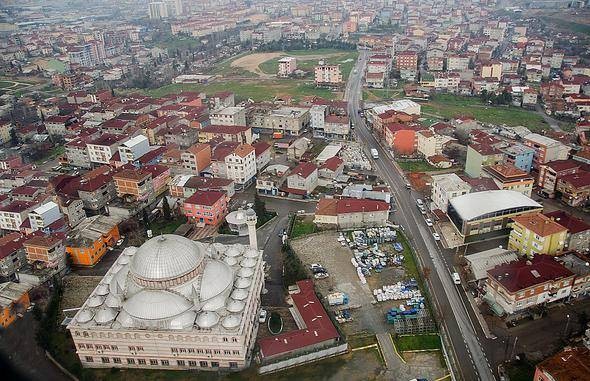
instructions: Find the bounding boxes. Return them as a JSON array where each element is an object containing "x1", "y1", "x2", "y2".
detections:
[{"x1": 345, "y1": 50, "x2": 496, "y2": 381}]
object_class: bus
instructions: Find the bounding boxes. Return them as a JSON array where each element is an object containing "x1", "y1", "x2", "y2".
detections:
[{"x1": 370, "y1": 148, "x2": 379, "y2": 159}]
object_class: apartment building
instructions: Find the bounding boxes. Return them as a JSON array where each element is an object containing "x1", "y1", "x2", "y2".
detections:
[
  {"x1": 416, "y1": 129, "x2": 455, "y2": 158},
  {"x1": 501, "y1": 144, "x2": 535, "y2": 173},
  {"x1": 65, "y1": 138, "x2": 92, "y2": 169},
  {"x1": 522, "y1": 133, "x2": 571, "y2": 170},
  {"x1": 65, "y1": 215, "x2": 120, "y2": 266},
  {"x1": 262, "y1": 107, "x2": 310, "y2": 136},
  {"x1": 483, "y1": 164, "x2": 534, "y2": 197},
  {"x1": 23, "y1": 235, "x2": 66, "y2": 270},
  {"x1": 28, "y1": 201, "x2": 63, "y2": 232},
  {"x1": 87, "y1": 134, "x2": 126, "y2": 165},
  {"x1": 509, "y1": 213, "x2": 567, "y2": 257},
  {"x1": 198, "y1": 125, "x2": 252, "y2": 145},
  {"x1": 181, "y1": 143, "x2": 212, "y2": 174},
  {"x1": 314, "y1": 198, "x2": 390, "y2": 229},
  {"x1": 447, "y1": 55, "x2": 470, "y2": 71},
  {"x1": 485, "y1": 256, "x2": 575, "y2": 314},
  {"x1": 465, "y1": 142, "x2": 504, "y2": 178},
  {"x1": 113, "y1": 168, "x2": 154, "y2": 203},
  {"x1": 182, "y1": 190, "x2": 228, "y2": 226},
  {"x1": 118, "y1": 135, "x2": 150, "y2": 165},
  {"x1": 225, "y1": 144, "x2": 256, "y2": 188},
  {"x1": 210, "y1": 107, "x2": 247, "y2": 126},
  {"x1": 314, "y1": 64, "x2": 343, "y2": 85},
  {"x1": 430, "y1": 173, "x2": 472, "y2": 212},
  {"x1": 278, "y1": 57, "x2": 297, "y2": 77},
  {"x1": 395, "y1": 51, "x2": 418, "y2": 71},
  {"x1": 537, "y1": 160, "x2": 581, "y2": 198},
  {"x1": 556, "y1": 171, "x2": 590, "y2": 207},
  {"x1": 0, "y1": 201, "x2": 37, "y2": 231},
  {"x1": 286, "y1": 162, "x2": 318, "y2": 196}
]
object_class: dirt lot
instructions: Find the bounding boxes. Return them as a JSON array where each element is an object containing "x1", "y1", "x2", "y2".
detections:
[
  {"x1": 291, "y1": 232, "x2": 416, "y2": 335},
  {"x1": 61, "y1": 276, "x2": 102, "y2": 319},
  {"x1": 230, "y1": 52, "x2": 283, "y2": 77}
]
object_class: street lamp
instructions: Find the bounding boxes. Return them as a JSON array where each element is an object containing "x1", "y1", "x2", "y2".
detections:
[{"x1": 563, "y1": 314, "x2": 571, "y2": 338}]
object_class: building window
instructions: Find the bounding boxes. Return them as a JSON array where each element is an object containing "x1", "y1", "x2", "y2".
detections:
[
  {"x1": 224, "y1": 350, "x2": 231, "y2": 355},
  {"x1": 101, "y1": 357, "x2": 110, "y2": 364},
  {"x1": 85, "y1": 356, "x2": 93, "y2": 363},
  {"x1": 111, "y1": 345, "x2": 118, "y2": 351},
  {"x1": 214, "y1": 349, "x2": 221, "y2": 355},
  {"x1": 177, "y1": 360, "x2": 185, "y2": 366},
  {"x1": 232, "y1": 350, "x2": 240, "y2": 355},
  {"x1": 113, "y1": 357, "x2": 121, "y2": 364},
  {"x1": 188, "y1": 348, "x2": 195, "y2": 353},
  {"x1": 229, "y1": 362, "x2": 238, "y2": 369},
  {"x1": 200, "y1": 361, "x2": 208, "y2": 368},
  {"x1": 171, "y1": 348, "x2": 178, "y2": 353},
  {"x1": 211, "y1": 361, "x2": 219, "y2": 368},
  {"x1": 150, "y1": 359, "x2": 158, "y2": 365},
  {"x1": 127, "y1": 358, "x2": 135, "y2": 365},
  {"x1": 188, "y1": 361, "x2": 197, "y2": 367},
  {"x1": 138, "y1": 359, "x2": 146, "y2": 365},
  {"x1": 161, "y1": 360, "x2": 169, "y2": 366}
]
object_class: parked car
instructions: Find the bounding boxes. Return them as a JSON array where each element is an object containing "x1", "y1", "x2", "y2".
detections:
[
  {"x1": 452, "y1": 272, "x2": 461, "y2": 285},
  {"x1": 116, "y1": 239, "x2": 124, "y2": 246},
  {"x1": 314, "y1": 272, "x2": 329, "y2": 279},
  {"x1": 259, "y1": 309, "x2": 267, "y2": 323},
  {"x1": 425, "y1": 218, "x2": 433, "y2": 227},
  {"x1": 432, "y1": 233, "x2": 440, "y2": 241}
]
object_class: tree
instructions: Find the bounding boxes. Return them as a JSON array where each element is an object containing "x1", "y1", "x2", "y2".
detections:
[
  {"x1": 162, "y1": 197, "x2": 171, "y2": 221},
  {"x1": 111, "y1": 87, "x2": 115, "y2": 97},
  {"x1": 253, "y1": 194, "x2": 268, "y2": 220},
  {"x1": 9, "y1": 127, "x2": 19, "y2": 146},
  {"x1": 142, "y1": 208, "x2": 151, "y2": 228}
]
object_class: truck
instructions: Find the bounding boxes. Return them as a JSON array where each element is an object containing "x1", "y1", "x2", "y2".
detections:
[
  {"x1": 327, "y1": 292, "x2": 349, "y2": 306},
  {"x1": 370, "y1": 148, "x2": 379, "y2": 159}
]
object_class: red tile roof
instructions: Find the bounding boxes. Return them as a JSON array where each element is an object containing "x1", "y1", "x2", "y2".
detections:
[
  {"x1": 0, "y1": 200, "x2": 37, "y2": 213},
  {"x1": 487, "y1": 256, "x2": 574, "y2": 293},
  {"x1": 543, "y1": 211, "x2": 590, "y2": 234},
  {"x1": 558, "y1": 170, "x2": 590, "y2": 188},
  {"x1": 258, "y1": 280, "x2": 339, "y2": 359},
  {"x1": 512, "y1": 213, "x2": 567, "y2": 237},
  {"x1": 0, "y1": 232, "x2": 27, "y2": 260},
  {"x1": 252, "y1": 141, "x2": 271, "y2": 156},
  {"x1": 184, "y1": 190, "x2": 225, "y2": 206},
  {"x1": 320, "y1": 156, "x2": 343, "y2": 172},
  {"x1": 336, "y1": 198, "x2": 390, "y2": 214},
  {"x1": 289, "y1": 162, "x2": 317, "y2": 179},
  {"x1": 201, "y1": 125, "x2": 249, "y2": 135}
]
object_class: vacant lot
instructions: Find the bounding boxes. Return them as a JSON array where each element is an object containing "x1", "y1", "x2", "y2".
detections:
[
  {"x1": 396, "y1": 160, "x2": 439, "y2": 173},
  {"x1": 257, "y1": 50, "x2": 358, "y2": 80},
  {"x1": 422, "y1": 94, "x2": 549, "y2": 131},
  {"x1": 139, "y1": 79, "x2": 339, "y2": 101}
]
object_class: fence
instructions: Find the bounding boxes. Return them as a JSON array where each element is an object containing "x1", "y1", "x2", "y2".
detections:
[{"x1": 258, "y1": 343, "x2": 349, "y2": 374}]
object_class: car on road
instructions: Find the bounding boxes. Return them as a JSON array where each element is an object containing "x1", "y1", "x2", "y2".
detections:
[
  {"x1": 259, "y1": 309, "x2": 267, "y2": 323},
  {"x1": 116, "y1": 239, "x2": 124, "y2": 246},
  {"x1": 416, "y1": 198, "x2": 424, "y2": 207},
  {"x1": 452, "y1": 272, "x2": 461, "y2": 285},
  {"x1": 405, "y1": 183, "x2": 411, "y2": 189},
  {"x1": 432, "y1": 232, "x2": 440, "y2": 241},
  {"x1": 425, "y1": 218, "x2": 433, "y2": 227}
]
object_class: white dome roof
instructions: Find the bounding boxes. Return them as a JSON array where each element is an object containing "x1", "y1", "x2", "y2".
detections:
[
  {"x1": 225, "y1": 246, "x2": 242, "y2": 257},
  {"x1": 235, "y1": 277, "x2": 251, "y2": 289},
  {"x1": 123, "y1": 290, "x2": 192, "y2": 321},
  {"x1": 240, "y1": 257, "x2": 257, "y2": 268},
  {"x1": 226, "y1": 299, "x2": 245, "y2": 313},
  {"x1": 77, "y1": 309, "x2": 94, "y2": 323},
  {"x1": 196, "y1": 311, "x2": 219, "y2": 328},
  {"x1": 105, "y1": 293, "x2": 123, "y2": 308},
  {"x1": 221, "y1": 314, "x2": 241, "y2": 329},
  {"x1": 200, "y1": 260, "x2": 234, "y2": 301},
  {"x1": 231, "y1": 289, "x2": 248, "y2": 301},
  {"x1": 95, "y1": 307, "x2": 117, "y2": 324},
  {"x1": 87, "y1": 295, "x2": 104, "y2": 308},
  {"x1": 224, "y1": 256, "x2": 238, "y2": 266},
  {"x1": 118, "y1": 255, "x2": 130, "y2": 265},
  {"x1": 130, "y1": 235, "x2": 204, "y2": 282},
  {"x1": 95, "y1": 283, "x2": 109, "y2": 296},
  {"x1": 237, "y1": 267, "x2": 254, "y2": 278},
  {"x1": 169, "y1": 311, "x2": 197, "y2": 330},
  {"x1": 244, "y1": 248, "x2": 259, "y2": 258}
]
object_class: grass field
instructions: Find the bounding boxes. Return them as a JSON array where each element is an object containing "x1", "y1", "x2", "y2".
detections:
[
  {"x1": 291, "y1": 218, "x2": 317, "y2": 239},
  {"x1": 149, "y1": 216, "x2": 187, "y2": 235},
  {"x1": 541, "y1": 16, "x2": 590, "y2": 36},
  {"x1": 140, "y1": 79, "x2": 339, "y2": 101},
  {"x1": 422, "y1": 94, "x2": 549, "y2": 131},
  {"x1": 258, "y1": 50, "x2": 358, "y2": 80},
  {"x1": 363, "y1": 88, "x2": 403, "y2": 101},
  {"x1": 396, "y1": 160, "x2": 438, "y2": 173},
  {"x1": 394, "y1": 334, "x2": 442, "y2": 352}
]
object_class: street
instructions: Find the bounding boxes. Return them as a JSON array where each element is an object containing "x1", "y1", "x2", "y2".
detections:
[{"x1": 346, "y1": 51, "x2": 496, "y2": 381}]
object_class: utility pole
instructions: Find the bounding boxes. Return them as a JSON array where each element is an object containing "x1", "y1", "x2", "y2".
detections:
[{"x1": 510, "y1": 336, "x2": 518, "y2": 359}]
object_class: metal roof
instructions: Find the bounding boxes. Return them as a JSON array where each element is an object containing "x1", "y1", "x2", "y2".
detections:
[
  {"x1": 123, "y1": 290, "x2": 192, "y2": 321},
  {"x1": 449, "y1": 190, "x2": 542, "y2": 221},
  {"x1": 130, "y1": 235, "x2": 204, "y2": 281}
]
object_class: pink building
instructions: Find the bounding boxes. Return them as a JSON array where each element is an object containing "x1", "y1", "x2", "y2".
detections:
[
  {"x1": 143, "y1": 164, "x2": 171, "y2": 196},
  {"x1": 182, "y1": 190, "x2": 228, "y2": 226}
]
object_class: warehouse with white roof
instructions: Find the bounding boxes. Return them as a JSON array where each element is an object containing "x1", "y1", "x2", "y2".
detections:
[{"x1": 448, "y1": 190, "x2": 543, "y2": 242}]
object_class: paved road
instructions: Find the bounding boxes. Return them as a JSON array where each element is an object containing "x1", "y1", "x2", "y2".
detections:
[
  {"x1": 534, "y1": 104, "x2": 563, "y2": 132},
  {"x1": 346, "y1": 51, "x2": 495, "y2": 381}
]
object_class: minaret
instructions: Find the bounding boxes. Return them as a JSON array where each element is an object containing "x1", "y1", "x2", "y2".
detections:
[{"x1": 245, "y1": 208, "x2": 258, "y2": 250}]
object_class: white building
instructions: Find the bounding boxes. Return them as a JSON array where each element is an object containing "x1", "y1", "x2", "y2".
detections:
[
  {"x1": 416, "y1": 129, "x2": 455, "y2": 158},
  {"x1": 278, "y1": 57, "x2": 297, "y2": 77},
  {"x1": 225, "y1": 144, "x2": 256, "y2": 188},
  {"x1": 310, "y1": 105, "x2": 327, "y2": 137},
  {"x1": 67, "y1": 226, "x2": 264, "y2": 371},
  {"x1": 210, "y1": 107, "x2": 247, "y2": 126},
  {"x1": 118, "y1": 135, "x2": 150, "y2": 165},
  {"x1": 0, "y1": 201, "x2": 37, "y2": 231},
  {"x1": 286, "y1": 162, "x2": 318, "y2": 196},
  {"x1": 29, "y1": 201, "x2": 62, "y2": 232},
  {"x1": 314, "y1": 64, "x2": 342, "y2": 85},
  {"x1": 148, "y1": 1, "x2": 169, "y2": 19},
  {"x1": 87, "y1": 134, "x2": 125, "y2": 165},
  {"x1": 430, "y1": 173, "x2": 472, "y2": 212}
]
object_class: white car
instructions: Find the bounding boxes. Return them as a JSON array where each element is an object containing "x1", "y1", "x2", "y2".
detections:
[
  {"x1": 310, "y1": 263, "x2": 323, "y2": 270},
  {"x1": 116, "y1": 239, "x2": 124, "y2": 246},
  {"x1": 432, "y1": 233, "x2": 440, "y2": 241},
  {"x1": 259, "y1": 309, "x2": 267, "y2": 323},
  {"x1": 425, "y1": 219, "x2": 433, "y2": 227}
]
